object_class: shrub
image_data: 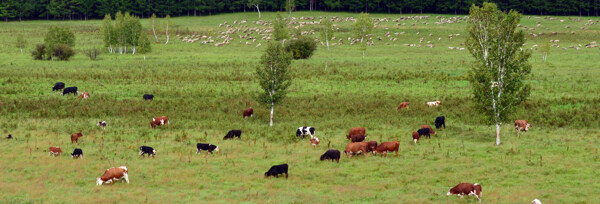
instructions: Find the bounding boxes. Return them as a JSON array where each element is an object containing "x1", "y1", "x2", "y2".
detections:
[
  {"x1": 84, "y1": 47, "x2": 101, "y2": 60},
  {"x1": 285, "y1": 37, "x2": 317, "y2": 59},
  {"x1": 32, "y1": 44, "x2": 49, "y2": 60},
  {"x1": 45, "y1": 26, "x2": 75, "y2": 47},
  {"x1": 51, "y1": 44, "x2": 75, "y2": 61}
]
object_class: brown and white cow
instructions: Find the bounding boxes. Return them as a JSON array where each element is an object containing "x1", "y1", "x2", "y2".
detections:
[
  {"x1": 346, "y1": 127, "x2": 366, "y2": 140},
  {"x1": 151, "y1": 116, "x2": 169, "y2": 129},
  {"x1": 71, "y1": 132, "x2": 83, "y2": 143},
  {"x1": 420, "y1": 125, "x2": 436, "y2": 135},
  {"x1": 372, "y1": 141, "x2": 400, "y2": 157},
  {"x1": 49, "y1": 146, "x2": 62, "y2": 156},
  {"x1": 344, "y1": 142, "x2": 369, "y2": 158},
  {"x1": 515, "y1": 120, "x2": 532, "y2": 136},
  {"x1": 243, "y1": 108, "x2": 254, "y2": 119},
  {"x1": 427, "y1": 101, "x2": 441, "y2": 107},
  {"x1": 397, "y1": 102, "x2": 409, "y2": 110},
  {"x1": 310, "y1": 137, "x2": 320, "y2": 147},
  {"x1": 412, "y1": 131, "x2": 420, "y2": 143},
  {"x1": 96, "y1": 166, "x2": 129, "y2": 185},
  {"x1": 447, "y1": 183, "x2": 482, "y2": 202},
  {"x1": 78, "y1": 92, "x2": 89, "y2": 99}
]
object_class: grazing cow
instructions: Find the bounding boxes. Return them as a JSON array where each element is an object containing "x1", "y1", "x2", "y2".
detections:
[
  {"x1": 97, "y1": 121, "x2": 107, "y2": 130},
  {"x1": 139, "y1": 146, "x2": 156, "y2": 157},
  {"x1": 71, "y1": 132, "x2": 83, "y2": 143},
  {"x1": 373, "y1": 141, "x2": 400, "y2": 157},
  {"x1": 412, "y1": 131, "x2": 420, "y2": 143},
  {"x1": 71, "y1": 148, "x2": 83, "y2": 159},
  {"x1": 320, "y1": 149, "x2": 340, "y2": 163},
  {"x1": 264, "y1": 164, "x2": 288, "y2": 178},
  {"x1": 310, "y1": 137, "x2": 320, "y2": 147},
  {"x1": 223, "y1": 129, "x2": 242, "y2": 140},
  {"x1": 417, "y1": 128, "x2": 431, "y2": 139},
  {"x1": 78, "y1": 92, "x2": 89, "y2": 99},
  {"x1": 49, "y1": 146, "x2": 62, "y2": 156},
  {"x1": 346, "y1": 127, "x2": 366, "y2": 139},
  {"x1": 296, "y1": 126, "x2": 315, "y2": 138},
  {"x1": 365, "y1": 141, "x2": 378, "y2": 152},
  {"x1": 150, "y1": 116, "x2": 169, "y2": 129},
  {"x1": 532, "y1": 198, "x2": 542, "y2": 204},
  {"x1": 435, "y1": 116, "x2": 446, "y2": 129},
  {"x1": 447, "y1": 183, "x2": 482, "y2": 202},
  {"x1": 143, "y1": 94, "x2": 154, "y2": 100},
  {"x1": 196, "y1": 143, "x2": 219, "y2": 154},
  {"x1": 397, "y1": 102, "x2": 409, "y2": 110},
  {"x1": 344, "y1": 142, "x2": 370, "y2": 158},
  {"x1": 96, "y1": 166, "x2": 129, "y2": 185},
  {"x1": 52, "y1": 82, "x2": 65, "y2": 92},
  {"x1": 427, "y1": 101, "x2": 441, "y2": 107},
  {"x1": 62, "y1": 87, "x2": 78, "y2": 96},
  {"x1": 243, "y1": 108, "x2": 253, "y2": 119},
  {"x1": 350, "y1": 134, "x2": 366, "y2": 142},
  {"x1": 515, "y1": 120, "x2": 532, "y2": 136},
  {"x1": 6, "y1": 134, "x2": 12, "y2": 139},
  {"x1": 421, "y1": 125, "x2": 436, "y2": 135}
]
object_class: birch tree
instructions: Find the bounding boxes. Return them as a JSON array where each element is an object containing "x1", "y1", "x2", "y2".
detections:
[
  {"x1": 101, "y1": 14, "x2": 114, "y2": 53},
  {"x1": 286, "y1": 0, "x2": 295, "y2": 18},
  {"x1": 256, "y1": 42, "x2": 293, "y2": 127},
  {"x1": 247, "y1": 0, "x2": 261, "y2": 18},
  {"x1": 466, "y1": 2, "x2": 532, "y2": 146},
  {"x1": 320, "y1": 17, "x2": 335, "y2": 51},
  {"x1": 16, "y1": 34, "x2": 26, "y2": 54},
  {"x1": 273, "y1": 13, "x2": 289, "y2": 46},
  {"x1": 540, "y1": 42, "x2": 550, "y2": 62},
  {"x1": 150, "y1": 13, "x2": 160, "y2": 43},
  {"x1": 353, "y1": 12, "x2": 373, "y2": 58},
  {"x1": 164, "y1": 15, "x2": 171, "y2": 45},
  {"x1": 138, "y1": 33, "x2": 152, "y2": 60}
]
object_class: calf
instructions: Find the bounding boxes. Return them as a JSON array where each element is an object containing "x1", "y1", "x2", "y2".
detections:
[
  {"x1": 223, "y1": 129, "x2": 242, "y2": 140},
  {"x1": 71, "y1": 148, "x2": 83, "y2": 159},
  {"x1": 52, "y1": 82, "x2": 65, "y2": 92},
  {"x1": 515, "y1": 120, "x2": 532, "y2": 136},
  {"x1": 71, "y1": 132, "x2": 83, "y2": 143},
  {"x1": 97, "y1": 121, "x2": 107, "y2": 130},
  {"x1": 397, "y1": 101, "x2": 409, "y2": 110},
  {"x1": 346, "y1": 127, "x2": 366, "y2": 139},
  {"x1": 412, "y1": 131, "x2": 420, "y2": 143},
  {"x1": 532, "y1": 199, "x2": 542, "y2": 204},
  {"x1": 447, "y1": 183, "x2": 482, "y2": 202},
  {"x1": 310, "y1": 137, "x2": 320, "y2": 147},
  {"x1": 427, "y1": 101, "x2": 441, "y2": 107},
  {"x1": 96, "y1": 166, "x2": 129, "y2": 185},
  {"x1": 435, "y1": 116, "x2": 446, "y2": 129},
  {"x1": 243, "y1": 108, "x2": 253, "y2": 119},
  {"x1": 143, "y1": 94, "x2": 154, "y2": 100},
  {"x1": 296, "y1": 126, "x2": 315, "y2": 138},
  {"x1": 150, "y1": 116, "x2": 169, "y2": 129},
  {"x1": 417, "y1": 128, "x2": 431, "y2": 139},
  {"x1": 196, "y1": 143, "x2": 219, "y2": 154},
  {"x1": 373, "y1": 141, "x2": 400, "y2": 157},
  {"x1": 139, "y1": 146, "x2": 156, "y2": 157},
  {"x1": 365, "y1": 141, "x2": 378, "y2": 152},
  {"x1": 320, "y1": 149, "x2": 340, "y2": 163},
  {"x1": 344, "y1": 142, "x2": 369, "y2": 158},
  {"x1": 62, "y1": 87, "x2": 78, "y2": 96},
  {"x1": 350, "y1": 134, "x2": 366, "y2": 142},
  {"x1": 49, "y1": 146, "x2": 62, "y2": 156},
  {"x1": 420, "y1": 125, "x2": 436, "y2": 135},
  {"x1": 78, "y1": 92, "x2": 89, "y2": 99},
  {"x1": 264, "y1": 164, "x2": 288, "y2": 178}
]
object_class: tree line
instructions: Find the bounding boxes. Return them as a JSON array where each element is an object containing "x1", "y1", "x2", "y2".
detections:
[{"x1": 1, "y1": 0, "x2": 600, "y2": 22}]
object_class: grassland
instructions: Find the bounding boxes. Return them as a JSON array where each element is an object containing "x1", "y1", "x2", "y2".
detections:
[{"x1": 0, "y1": 11, "x2": 599, "y2": 203}]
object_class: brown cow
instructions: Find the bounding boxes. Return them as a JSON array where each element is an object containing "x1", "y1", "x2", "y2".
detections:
[
  {"x1": 243, "y1": 108, "x2": 254, "y2": 119},
  {"x1": 151, "y1": 116, "x2": 169, "y2": 129},
  {"x1": 71, "y1": 132, "x2": 83, "y2": 143},
  {"x1": 78, "y1": 92, "x2": 89, "y2": 99},
  {"x1": 420, "y1": 125, "x2": 436, "y2": 135},
  {"x1": 373, "y1": 141, "x2": 400, "y2": 157},
  {"x1": 412, "y1": 131, "x2": 420, "y2": 143},
  {"x1": 49, "y1": 146, "x2": 62, "y2": 156},
  {"x1": 310, "y1": 137, "x2": 320, "y2": 147},
  {"x1": 364, "y1": 141, "x2": 378, "y2": 152},
  {"x1": 447, "y1": 183, "x2": 482, "y2": 202},
  {"x1": 350, "y1": 134, "x2": 366, "y2": 142},
  {"x1": 515, "y1": 120, "x2": 532, "y2": 136},
  {"x1": 397, "y1": 102, "x2": 409, "y2": 110},
  {"x1": 346, "y1": 127, "x2": 366, "y2": 139},
  {"x1": 344, "y1": 142, "x2": 369, "y2": 158},
  {"x1": 96, "y1": 166, "x2": 129, "y2": 185}
]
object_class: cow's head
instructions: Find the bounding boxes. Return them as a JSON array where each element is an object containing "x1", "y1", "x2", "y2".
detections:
[{"x1": 96, "y1": 177, "x2": 103, "y2": 185}]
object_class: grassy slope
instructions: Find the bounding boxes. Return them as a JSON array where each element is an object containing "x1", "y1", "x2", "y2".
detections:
[{"x1": 0, "y1": 11, "x2": 599, "y2": 203}]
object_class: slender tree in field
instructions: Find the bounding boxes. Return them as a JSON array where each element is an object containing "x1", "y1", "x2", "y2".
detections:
[
  {"x1": 150, "y1": 13, "x2": 160, "y2": 43},
  {"x1": 353, "y1": 12, "x2": 374, "y2": 58},
  {"x1": 541, "y1": 42, "x2": 550, "y2": 62},
  {"x1": 164, "y1": 15, "x2": 171, "y2": 45},
  {"x1": 16, "y1": 34, "x2": 27, "y2": 54},
  {"x1": 247, "y1": 0, "x2": 261, "y2": 18},
  {"x1": 320, "y1": 17, "x2": 335, "y2": 51},
  {"x1": 256, "y1": 42, "x2": 293, "y2": 127},
  {"x1": 286, "y1": 0, "x2": 295, "y2": 18},
  {"x1": 273, "y1": 13, "x2": 289, "y2": 46},
  {"x1": 466, "y1": 2, "x2": 532, "y2": 146},
  {"x1": 138, "y1": 33, "x2": 152, "y2": 60}
]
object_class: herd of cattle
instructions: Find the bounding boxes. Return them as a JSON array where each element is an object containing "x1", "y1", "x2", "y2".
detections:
[{"x1": 5, "y1": 82, "x2": 536, "y2": 202}]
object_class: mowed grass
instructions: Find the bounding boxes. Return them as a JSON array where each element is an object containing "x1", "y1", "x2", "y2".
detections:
[{"x1": 0, "y1": 11, "x2": 599, "y2": 203}]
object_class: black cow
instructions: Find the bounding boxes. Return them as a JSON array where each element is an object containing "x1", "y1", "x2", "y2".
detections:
[
  {"x1": 223, "y1": 129, "x2": 242, "y2": 140},
  {"x1": 320, "y1": 149, "x2": 340, "y2": 163},
  {"x1": 196, "y1": 143, "x2": 219, "y2": 154},
  {"x1": 140, "y1": 146, "x2": 156, "y2": 157},
  {"x1": 417, "y1": 128, "x2": 431, "y2": 139},
  {"x1": 62, "y1": 87, "x2": 78, "y2": 96},
  {"x1": 264, "y1": 164, "x2": 288, "y2": 178},
  {"x1": 143, "y1": 94, "x2": 154, "y2": 100},
  {"x1": 71, "y1": 148, "x2": 83, "y2": 159},
  {"x1": 52, "y1": 82, "x2": 65, "y2": 91},
  {"x1": 296, "y1": 127, "x2": 315, "y2": 138},
  {"x1": 6, "y1": 134, "x2": 13, "y2": 139},
  {"x1": 435, "y1": 116, "x2": 446, "y2": 129}
]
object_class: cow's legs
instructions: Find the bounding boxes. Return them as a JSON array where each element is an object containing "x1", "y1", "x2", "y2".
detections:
[{"x1": 285, "y1": 173, "x2": 288, "y2": 179}]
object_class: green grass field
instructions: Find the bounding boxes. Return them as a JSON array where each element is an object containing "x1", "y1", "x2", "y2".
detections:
[{"x1": 0, "y1": 11, "x2": 599, "y2": 203}]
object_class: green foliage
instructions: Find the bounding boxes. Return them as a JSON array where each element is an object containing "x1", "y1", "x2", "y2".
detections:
[
  {"x1": 541, "y1": 42, "x2": 550, "y2": 61},
  {"x1": 44, "y1": 26, "x2": 75, "y2": 47},
  {"x1": 83, "y1": 47, "x2": 101, "y2": 60},
  {"x1": 256, "y1": 42, "x2": 293, "y2": 126},
  {"x1": 353, "y1": 12, "x2": 373, "y2": 57},
  {"x1": 102, "y1": 12, "x2": 142, "y2": 54},
  {"x1": 138, "y1": 33, "x2": 152, "y2": 60},
  {"x1": 319, "y1": 17, "x2": 335, "y2": 50},
  {"x1": 286, "y1": 0, "x2": 295, "y2": 17},
  {"x1": 31, "y1": 44, "x2": 49, "y2": 60},
  {"x1": 273, "y1": 13, "x2": 289, "y2": 43},
  {"x1": 101, "y1": 14, "x2": 114, "y2": 52},
  {"x1": 51, "y1": 43, "x2": 75, "y2": 61},
  {"x1": 285, "y1": 37, "x2": 317, "y2": 59},
  {"x1": 16, "y1": 34, "x2": 26, "y2": 54}
]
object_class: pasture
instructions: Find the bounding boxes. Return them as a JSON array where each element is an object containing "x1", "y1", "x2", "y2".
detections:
[{"x1": 0, "y1": 11, "x2": 599, "y2": 203}]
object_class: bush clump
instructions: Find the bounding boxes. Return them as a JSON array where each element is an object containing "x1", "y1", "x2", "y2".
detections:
[
  {"x1": 52, "y1": 44, "x2": 75, "y2": 61},
  {"x1": 32, "y1": 44, "x2": 49, "y2": 60},
  {"x1": 285, "y1": 37, "x2": 317, "y2": 59},
  {"x1": 32, "y1": 26, "x2": 76, "y2": 61}
]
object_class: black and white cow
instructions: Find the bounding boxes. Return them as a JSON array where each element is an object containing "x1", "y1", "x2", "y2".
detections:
[
  {"x1": 62, "y1": 87, "x2": 78, "y2": 96},
  {"x1": 97, "y1": 121, "x2": 107, "y2": 130},
  {"x1": 71, "y1": 148, "x2": 83, "y2": 159},
  {"x1": 296, "y1": 127, "x2": 315, "y2": 138},
  {"x1": 52, "y1": 82, "x2": 65, "y2": 92},
  {"x1": 435, "y1": 116, "x2": 446, "y2": 129},
  {"x1": 143, "y1": 94, "x2": 154, "y2": 100},
  {"x1": 264, "y1": 164, "x2": 288, "y2": 178},
  {"x1": 223, "y1": 129, "x2": 242, "y2": 140},
  {"x1": 196, "y1": 143, "x2": 219, "y2": 154},
  {"x1": 139, "y1": 146, "x2": 156, "y2": 157}
]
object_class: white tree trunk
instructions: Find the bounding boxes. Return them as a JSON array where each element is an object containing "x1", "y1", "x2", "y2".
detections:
[
  {"x1": 495, "y1": 123, "x2": 501, "y2": 145},
  {"x1": 20, "y1": 48, "x2": 23, "y2": 54},
  {"x1": 144, "y1": 55, "x2": 146, "y2": 60},
  {"x1": 255, "y1": 5, "x2": 261, "y2": 18},
  {"x1": 269, "y1": 102, "x2": 274, "y2": 127},
  {"x1": 325, "y1": 32, "x2": 330, "y2": 50},
  {"x1": 152, "y1": 18, "x2": 159, "y2": 42},
  {"x1": 165, "y1": 24, "x2": 169, "y2": 45}
]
